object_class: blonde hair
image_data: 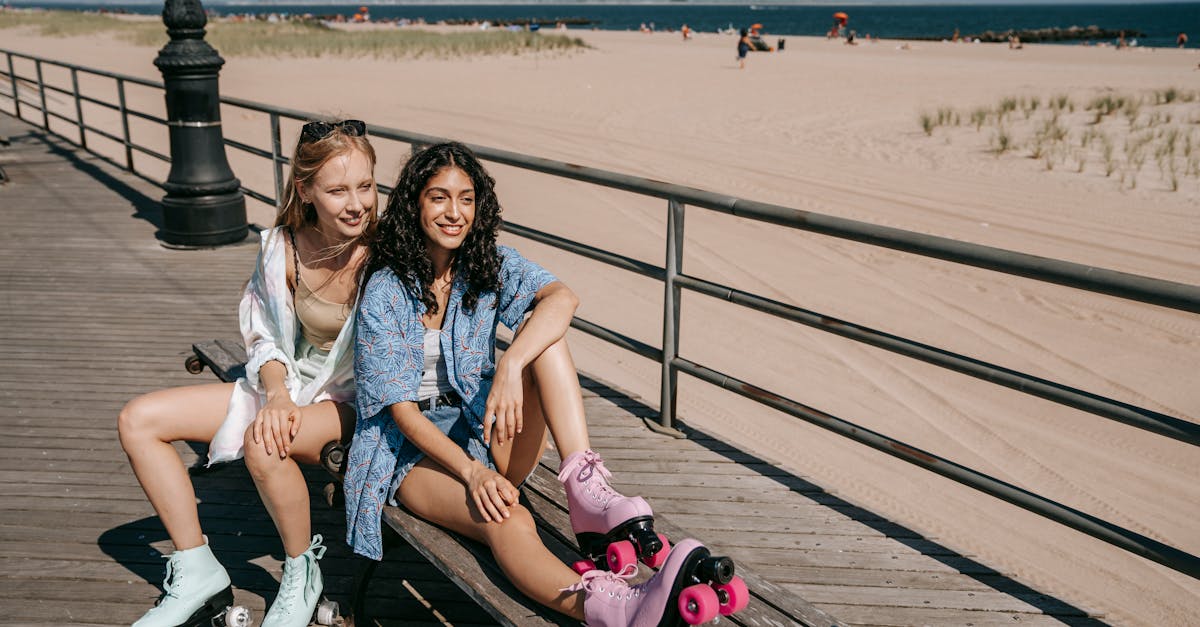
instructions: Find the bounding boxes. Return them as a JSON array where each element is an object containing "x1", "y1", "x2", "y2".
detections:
[{"x1": 276, "y1": 124, "x2": 379, "y2": 260}]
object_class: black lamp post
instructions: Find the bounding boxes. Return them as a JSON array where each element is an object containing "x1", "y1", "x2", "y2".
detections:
[{"x1": 154, "y1": 0, "x2": 247, "y2": 247}]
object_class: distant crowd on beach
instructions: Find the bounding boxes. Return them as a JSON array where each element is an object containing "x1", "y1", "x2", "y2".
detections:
[
  {"x1": 213, "y1": 10, "x2": 581, "y2": 33},
  {"x1": 20, "y1": 2, "x2": 1192, "y2": 52}
]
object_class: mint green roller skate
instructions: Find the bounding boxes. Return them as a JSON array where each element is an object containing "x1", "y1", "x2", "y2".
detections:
[
  {"x1": 132, "y1": 537, "x2": 251, "y2": 627},
  {"x1": 261, "y1": 535, "x2": 341, "y2": 627}
]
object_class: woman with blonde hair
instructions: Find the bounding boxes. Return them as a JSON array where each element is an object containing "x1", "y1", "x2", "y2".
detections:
[{"x1": 118, "y1": 119, "x2": 377, "y2": 627}]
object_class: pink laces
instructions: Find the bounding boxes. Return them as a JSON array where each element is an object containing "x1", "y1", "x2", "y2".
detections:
[
  {"x1": 561, "y1": 563, "x2": 639, "y2": 595},
  {"x1": 558, "y1": 450, "x2": 612, "y2": 483},
  {"x1": 559, "y1": 450, "x2": 620, "y2": 506}
]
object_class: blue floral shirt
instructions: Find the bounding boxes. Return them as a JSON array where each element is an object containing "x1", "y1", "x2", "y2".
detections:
[{"x1": 344, "y1": 246, "x2": 557, "y2": 559}]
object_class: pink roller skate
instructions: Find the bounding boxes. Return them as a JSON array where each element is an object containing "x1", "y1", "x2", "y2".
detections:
[
  {"x1": 564, "y1": 538, "x2": 750, "y2": 626},
  {"x1": 559, "y1": 449, "x2": 669, "y2": 574}
]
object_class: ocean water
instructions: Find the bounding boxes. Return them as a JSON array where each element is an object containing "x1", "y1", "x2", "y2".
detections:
[{"x1": 9, "y1": 3, "x2": 1199, "y2": 48}]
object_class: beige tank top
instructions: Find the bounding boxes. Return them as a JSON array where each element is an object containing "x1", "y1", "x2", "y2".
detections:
[{"x1": 291, "y1": 229, "x2": 351, "y2": 352}]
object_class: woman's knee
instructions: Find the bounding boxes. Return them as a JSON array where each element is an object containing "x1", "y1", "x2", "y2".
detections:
[
  {"x1": 531, "y1": 336, "x2": 576, "y2": 375},
  {"x1": 485, "y1": 504, "x2": 536, "y2": 540},
  {"x1": 117, "y1": 395, "x2": 158, "y2": 447},
  {"x1": 242, "y1": 425, "x2": 281, "y2": 476}
]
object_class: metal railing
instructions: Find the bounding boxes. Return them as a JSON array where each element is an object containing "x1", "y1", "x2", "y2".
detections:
[{"x1": 3, "y1": 47, "x2": 1198, "y2": 580}]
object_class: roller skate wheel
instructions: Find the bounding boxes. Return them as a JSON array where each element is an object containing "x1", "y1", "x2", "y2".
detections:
[
  {"x1": 320, "y1": 441, "x2": 346, "y2": 476},
  {"x1": 184, "y1": 355, "x2": 205, "y2": 374},
  {"x1": 571, "y1": 558, "x2": 598, "y2": 575},
  {"x1": 678, "y1": 583, "x2": 719, "y2": 625},
  {"x1": 607, "y1": 540, "x2": 638, "y2": 573},
  {"x1": 714, "y1": 576, "x2": 750, "y2": 615},
  {"x1": 696, "y1": 554, "x2": 736, "y2": 585},
  {"x1": 642, "y1": 533, "x2": 671, "y2": 569},
  {"x1": 223, "y1": 605, "x2": 252, "y2": 627},
  {"x1": 316, "y1": 598, "x2": 340, "y2": 625}
]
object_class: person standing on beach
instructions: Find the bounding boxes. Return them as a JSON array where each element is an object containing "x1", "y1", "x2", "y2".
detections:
[
  {"x1": 738, "y1": 28, "x2": 752, "y2": 69},
  {"x1": 119, "y1": 120, "x2": 377, "y2": 627},
  {"x1": 1179, "y1": 32, "x2": 1189, "y2": 48}
]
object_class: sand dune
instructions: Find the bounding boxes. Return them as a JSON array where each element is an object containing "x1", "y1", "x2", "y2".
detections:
[{"x1": 3, "y1": 26, "x2": 1198, "y2": 625}]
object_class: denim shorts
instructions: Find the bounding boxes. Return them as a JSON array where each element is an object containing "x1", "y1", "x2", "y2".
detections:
[{"x1": 386, "y1": 404, "x2": 495, "y2": 505}]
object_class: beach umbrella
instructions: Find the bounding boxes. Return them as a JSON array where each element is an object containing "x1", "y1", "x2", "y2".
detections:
[
  {"x1": 359, "y1": 6, "x2": 368, "y2": 12},
  {"x1": 751, "y1": 23, "x2": 763, "y2": 30},
  {"x1": 833, "y1": 12, "x2": 849, "y2": 25}
]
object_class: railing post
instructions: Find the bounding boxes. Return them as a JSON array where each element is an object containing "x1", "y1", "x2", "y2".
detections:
[
  {"x1": 116, "y1": 78, "x2": 134, "y2": 171},
  {"x1": 153, "y1": 0, "x2": 248, "y2": 247},
  {"x1": 658, "y1": 198, "x2": 685, "y2": 434},
  {"x1": 34, "y1": 59, "x2": 48, "y2": 130},
  {"x1": 270, "y1": 112, "x2": 284, "y2": 206},
  {"x1": 6, "y1": 53, "x2": 20, "y2": 118},
  {"x1": 70, "y1": 68, "x2": 86, "y2": 149}
]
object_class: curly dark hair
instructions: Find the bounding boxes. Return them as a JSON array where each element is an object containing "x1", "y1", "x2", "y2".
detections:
[{"x1": 370, "y1": 142, "x2": 502, "y2": 315}]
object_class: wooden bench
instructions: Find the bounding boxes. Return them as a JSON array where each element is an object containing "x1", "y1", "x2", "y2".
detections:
[{"x1": 187, "y1": 340, "x2": 842, "y2": 627}]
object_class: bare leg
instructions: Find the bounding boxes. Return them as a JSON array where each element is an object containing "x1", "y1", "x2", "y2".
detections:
[
  {"x1": 117, "y1": 383, "x2": 236, "y2": 551},
  {"x1": 531, "y1": 337, "x2": 590, "y2": 458},
  {"x1": 398, "y1": 459, "x2": 585, "y2": 619},
  {"x1": 494, "y1": 336, "x2": 591, "y2": 485},
  {"x1": 243, "y1": 400, "x2": 354, "y2": 557},
  {"x1": 491, "y1": 365, "x2": 548, "y2": 482}
]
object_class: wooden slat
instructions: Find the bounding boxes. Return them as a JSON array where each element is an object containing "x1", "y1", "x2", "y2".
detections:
[
  {"x1": 381, "y1": 506, "x2": 578, "y2": 627},
  {"x1": 523, "y1": 467, "x2": 844, "y2": 627},
  {"x1": 193, "y1": 339, "x2": 248, "y2": 382}
]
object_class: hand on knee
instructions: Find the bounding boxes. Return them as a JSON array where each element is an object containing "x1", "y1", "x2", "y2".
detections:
[
  {"x1": 484, "y1": 504, "x2": 535, "y2": 539},
  {"x1": 243, "y1": 425, "x2": 285, "y2": 477}
]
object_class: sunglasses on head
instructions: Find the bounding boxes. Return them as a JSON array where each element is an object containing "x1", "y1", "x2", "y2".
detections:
[{"x1": 300, "y1": 119, "x2": 367, "y2": 144}]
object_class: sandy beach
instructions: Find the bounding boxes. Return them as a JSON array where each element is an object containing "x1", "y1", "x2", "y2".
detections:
[{"x1": 3, "y1": 22, "x2": 1198, "y2": 625}]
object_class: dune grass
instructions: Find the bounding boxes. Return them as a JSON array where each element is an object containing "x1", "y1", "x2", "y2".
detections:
[
  {"x1": 0, "y1": 9, "x2": 588, "y2": 59},
  {"x1": 918, "y1": 87, "x2": 1200, "y2": 192},
  {"x1": 0, "y1": 7, "x2": 162, "y2": 39}
]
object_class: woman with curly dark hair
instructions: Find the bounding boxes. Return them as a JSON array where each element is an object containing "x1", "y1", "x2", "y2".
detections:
[{"x1": 344, "y1": 142, "x2": 748, "y2": 625}]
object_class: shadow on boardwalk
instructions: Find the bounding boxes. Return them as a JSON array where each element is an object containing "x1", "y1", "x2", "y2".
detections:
[
  {"x1": 0, "y1": 115, "x2": 1106, "y2": 626},
  {"x1": 577, "y1": 372, "x2": 1107, "y2": 627},
  {"x1": 32, "y1": 129, "x2": 166, "y2": 232}
]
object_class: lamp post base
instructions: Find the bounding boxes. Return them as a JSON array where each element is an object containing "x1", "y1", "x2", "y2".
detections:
[{"x1": 159, "y1": 191, "x2": 250, "y2": 248}]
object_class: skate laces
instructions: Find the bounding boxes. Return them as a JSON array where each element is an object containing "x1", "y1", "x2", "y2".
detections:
[
  {"x1": 561, "y1": 563, "x2": 642, "y2": 600},
  {"x1": 156, "y1": 553, "x2": 183, "y2": 603},
  {"x1": 559, "y1": 450, "x2": 619, "y2": 507},
  {"x1": 306, "y1": 534, "x2": 328, "y2": 560},
  {"x1": 272, "y1": 535, "x2": 326, "y2": 616}
]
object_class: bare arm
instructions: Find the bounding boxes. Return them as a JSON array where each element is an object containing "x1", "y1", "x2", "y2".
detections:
[
  {"x1": 390, "y1": 401, "x2": 519, "y2": 522},
  {"x1": 500, "y1": 281, "x2": 578, "y2": 370},
  {"x1": 485, "y1": 281, "x2": 579, "y2": 445},
  {"x1": 252, "y1": 359, "x2": 301, "y2": 458}
]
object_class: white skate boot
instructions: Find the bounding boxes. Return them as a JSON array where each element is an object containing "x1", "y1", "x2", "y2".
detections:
[
  {"x1": 132, "y1": 537, "x2": 238, "y2": 627},
  {"x1": 260, "y1": 535, "x2": 334, "y2": 627}
]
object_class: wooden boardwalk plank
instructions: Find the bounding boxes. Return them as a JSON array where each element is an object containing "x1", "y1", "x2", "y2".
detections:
[{"x1": 0, "y1": 113, "x2": 1107, "y2": 626}]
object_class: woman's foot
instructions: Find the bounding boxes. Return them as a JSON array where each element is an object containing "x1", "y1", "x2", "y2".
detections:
[
  {"x1": 564, "y1": 538, "x2": 750, "y2": 626},
  {"x1": 261, "y1": 535, "x2": 327, "y2": 627},
  {"x1": 132, "y1": 538, "x2": 234, "y2": 627},
  {"x1": 559, "y1": 449, "x2": 669, "y2": 572}
]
